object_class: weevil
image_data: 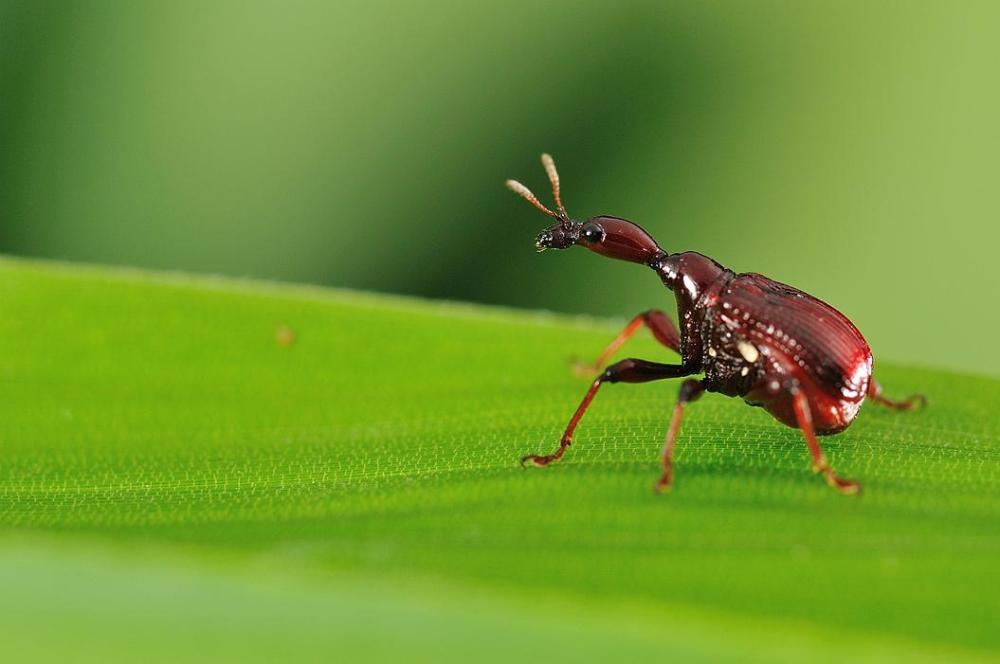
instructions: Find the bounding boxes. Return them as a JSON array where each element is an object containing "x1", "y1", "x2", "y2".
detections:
[{"x1": 506, "y1": 154, "x2": 925, "y2": 494}]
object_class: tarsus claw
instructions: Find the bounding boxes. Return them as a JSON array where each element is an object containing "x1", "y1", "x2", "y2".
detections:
[
  {"x1": 652, "y1": 478, "x2": 673, "y2": 494},
  {"x1": 822, "y1": 471, "x2": 862, "y2": 495},
  {"x1": 569, "y1": 356, "x2": 597, "y2": 379},
  {"x1": 520, "y1": 454, "x2": 548, "y2": 468}
]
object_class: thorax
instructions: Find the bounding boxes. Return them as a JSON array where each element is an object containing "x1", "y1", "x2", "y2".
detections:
[{"x1": 654, "y1": 251, "x2": 734, "y2": 368}]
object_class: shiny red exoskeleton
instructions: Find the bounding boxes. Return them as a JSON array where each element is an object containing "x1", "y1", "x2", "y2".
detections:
[{"x1": 506, "y1": 154, "x2": 925, "y2": 494}]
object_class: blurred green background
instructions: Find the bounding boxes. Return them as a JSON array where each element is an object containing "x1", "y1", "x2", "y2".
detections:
[{"x1": 1, "y1": 0, "x2": 997, "y2": 376}]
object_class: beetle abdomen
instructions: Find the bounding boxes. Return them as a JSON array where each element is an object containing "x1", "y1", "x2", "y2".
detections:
[{"x1": 711, "y1": 273, "x2": 873, "y2": 433}]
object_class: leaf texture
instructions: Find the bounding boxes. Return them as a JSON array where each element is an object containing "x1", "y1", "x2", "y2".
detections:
[{"x1": 0, "y1": 257, "x2": 997, "y2": 662}]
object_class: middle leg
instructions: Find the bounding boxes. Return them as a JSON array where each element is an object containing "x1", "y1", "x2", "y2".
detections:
[
  {"x1": 653, "y1": 379, "x2": 705, "y2": 493},
  {"x1": 522, "y1": 358, "x2": 696, "y2": 467}
]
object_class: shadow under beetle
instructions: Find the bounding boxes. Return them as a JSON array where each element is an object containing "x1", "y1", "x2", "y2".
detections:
[{"x1": 506, "y1": 154, "x2": 925, "y2": 494}]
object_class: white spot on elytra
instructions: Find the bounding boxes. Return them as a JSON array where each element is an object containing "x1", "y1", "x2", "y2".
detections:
[
  {"x1": 707, "y1": 347, "x2": 717, "y2": 357},
  {"x1": 741, "y1": 366, "x2": 750, "y2": 376},
  {"x1": 737, "y1": 341, "x2": 759, "y2": 363}
]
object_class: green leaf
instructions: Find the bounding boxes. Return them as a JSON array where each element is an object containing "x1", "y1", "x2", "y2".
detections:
[{"x1": 1, "y1": 256, "x2": 998, "y2": 662}]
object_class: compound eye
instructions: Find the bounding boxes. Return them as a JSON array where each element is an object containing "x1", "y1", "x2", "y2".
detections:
[{"x1": 581, "y1": 222, "x2": 604, "y2": 243}]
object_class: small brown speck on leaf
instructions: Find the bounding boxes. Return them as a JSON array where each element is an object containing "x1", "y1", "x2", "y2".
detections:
[{"x1": 276, "y1": 325, "x2": 295, "y2": 347}]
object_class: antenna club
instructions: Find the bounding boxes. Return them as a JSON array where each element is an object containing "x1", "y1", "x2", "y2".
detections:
[
  {"x1": 505, "y1": 179, "x2": 527, "y2": 194},
  {"x1": 505, "y1": 178, "x2": 556, "y2": 218}
]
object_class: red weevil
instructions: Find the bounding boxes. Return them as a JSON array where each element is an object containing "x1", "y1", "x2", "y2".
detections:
[{"x1": 506, "y1": 154, "x2": 925, "y2": 494}]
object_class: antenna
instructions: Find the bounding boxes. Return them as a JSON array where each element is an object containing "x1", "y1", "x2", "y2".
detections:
[
  {"x1": 505, "y1": 179, "x2": 557, "y2": 218},
  {"x1": 541, "y1": 153, "x2": 565, "y2": 214},
  {"x1": 505, "y1": 153, "x2": 570, "y2": 223}
]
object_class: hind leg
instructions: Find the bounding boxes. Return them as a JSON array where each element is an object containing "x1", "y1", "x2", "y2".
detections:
[
  {"x1": 653, "y1": 379, "x2": 704, "y2": 493},
  {"x1": 868, "y1": 378, "x2": 927, "y2": 411}
]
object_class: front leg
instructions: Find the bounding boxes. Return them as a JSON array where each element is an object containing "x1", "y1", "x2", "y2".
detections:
[
  {"x1": 522, "y1": 359, "x2": 696, "y2": 467},
  {"x1": 572, "y1": 310, "x2": 681, "y2": 377}
]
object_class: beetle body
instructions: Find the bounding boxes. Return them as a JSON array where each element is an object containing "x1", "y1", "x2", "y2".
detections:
[
  {"x1": 658, "y1": 252, "x2": 872, "y2": 434},
  {"x1": 507, "y1": 155, "x2": 924, "y2": 494}
]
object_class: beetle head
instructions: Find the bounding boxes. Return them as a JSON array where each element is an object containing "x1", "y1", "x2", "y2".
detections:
[{"x1": 506, "y1": 154, "x2": 663, "y2": 265}]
